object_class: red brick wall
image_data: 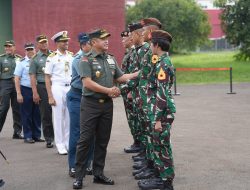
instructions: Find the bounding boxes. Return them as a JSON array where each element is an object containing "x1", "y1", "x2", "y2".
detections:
[{"x1": 12, "y1": 0, "x2": 125, "y2": 63}]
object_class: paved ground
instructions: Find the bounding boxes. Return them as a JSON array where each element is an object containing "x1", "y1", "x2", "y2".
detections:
[{"x1": 0, "y1": 83, "x2": 250, "y2": 190}]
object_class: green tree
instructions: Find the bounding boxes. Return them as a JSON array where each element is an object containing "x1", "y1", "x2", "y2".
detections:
[
  {"x1": 216, "y1": 0, "x2": 250, "y2": 60},
  {"x1": 126, "y1": 0, "x2": 211, "y2": 52}
]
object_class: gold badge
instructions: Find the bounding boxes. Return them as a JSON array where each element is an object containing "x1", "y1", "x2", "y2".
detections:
[
  {"x1": 152, "y1": 55, "x2": 159, "y2": 64},
  {"x1": 4, "y1": 67, "x2": 9, "y2": 72},
  {"x1": 158, "y1": 68, "x2": 166, "y2": 80},
  {"x1": 96, "y1": 71, "x2": 101, "y2": 78}
]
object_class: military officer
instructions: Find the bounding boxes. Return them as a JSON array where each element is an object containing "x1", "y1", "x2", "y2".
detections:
[
  {"x1": 0, "y1": 40, "x2": 23, "y2": 139},
  {"x1": 73, "y1": 29, "x2": 138, "y2": 189},
  {"x1": 14, "y1": 43, "x2": 42, "y2": 143},
  {"x1": 29, "y1": 34, "x2": 54, "y2": 148},
  {"x1": 45, "y1": 31, "x2": 73, "y2": 155},
  {"x1": 138, "y1": 30, "x2": 175, "y2": 190},
  {"x1": 67, "y1": 32, "x2": 94, "y2": 177}
]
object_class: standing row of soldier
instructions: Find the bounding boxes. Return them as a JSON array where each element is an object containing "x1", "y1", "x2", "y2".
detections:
[
  {"x1": 0, "y1": 17, "x2": 176, "y2": 190},
  {"x1": 119, "y1": 18, "x2": 176, "y2": 190}
]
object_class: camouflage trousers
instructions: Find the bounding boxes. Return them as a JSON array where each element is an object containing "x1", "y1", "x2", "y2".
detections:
[
  {"x1": 122, "y1": 95, "x2": 138, "y2": 141},
  {"x1": 151, "y1": 116, "x2": 175, "y2": 181}
]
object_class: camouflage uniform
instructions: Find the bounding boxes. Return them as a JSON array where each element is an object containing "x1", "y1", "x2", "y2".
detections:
[
  {"x1": 121, "y1": 47, "x2": 137, "y2": 141},
  {"x1": 147, "y1": 52, "x2": 176, "y2": 181}
]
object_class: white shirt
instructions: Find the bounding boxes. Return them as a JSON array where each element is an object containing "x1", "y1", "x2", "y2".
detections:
[{"x1": 45, "y1": 49, "x2": 73, "y2": 84}]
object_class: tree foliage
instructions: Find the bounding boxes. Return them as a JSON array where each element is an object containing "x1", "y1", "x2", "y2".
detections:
[
  {"x1": 217, "y1": 0, "x2": 250, "y2": 60},
  {"x1": 126, "y1": 0, "x2": 211, "y2": 52}
]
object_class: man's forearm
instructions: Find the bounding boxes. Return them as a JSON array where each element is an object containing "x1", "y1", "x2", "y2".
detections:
[
  {"x1": 30, "y1": 75, "x2": 38, "y2": 94},
  {"x1": 14, "y1": 76, "x2": 21, "y2": 94},
  {"x1": 45, "y1": 75, "x2": 53, "y2": 98}
]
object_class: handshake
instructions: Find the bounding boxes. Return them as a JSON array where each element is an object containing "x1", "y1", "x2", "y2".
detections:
[{"x1": 108, "y1": 86, "x2": 121, "y2": 98}]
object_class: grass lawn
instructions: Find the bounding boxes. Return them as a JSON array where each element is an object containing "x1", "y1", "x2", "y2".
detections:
[{"x1": 171, "y1": 51, "x2": 250, "y2": 84}]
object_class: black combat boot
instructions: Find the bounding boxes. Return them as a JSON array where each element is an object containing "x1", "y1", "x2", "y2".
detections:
[
  {"x1": 138, "y1": 178, "x2": 174, "y2": 190},
  {"x1": 124, "y1": 140, "x2": 142, "y2": 153}
]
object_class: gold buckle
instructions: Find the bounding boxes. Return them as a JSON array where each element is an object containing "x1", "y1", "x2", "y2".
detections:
[{"x1": 99, "y1": 99, "x2": 105, "y2": 103}]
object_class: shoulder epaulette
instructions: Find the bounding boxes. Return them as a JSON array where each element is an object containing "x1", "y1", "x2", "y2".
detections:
[
  {"x1": 20, "y1": 57, "x2": 25, "y2": 62},
  {"x1": 0, "y1": 54, "x2": 5, "y2": 57},
  {"x1": 68, "y1": 51, "x2": 74, "y2": 55},
  {"x1": 73, "y1": 53, "x2": 79, "y2": 57},
  {"x1": 48, "y1": 52, "x2": 57, "y2": 57},
  {"x1": 15, "y1": 54, "x2": 22, "y2": 58}
]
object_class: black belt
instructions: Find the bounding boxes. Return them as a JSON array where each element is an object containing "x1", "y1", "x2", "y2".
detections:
[
  {"x1": 84, "y1": 96, "x2": 112, "y2": 103},
  {"x1": 71, "y1": 86, "x2": 82, "y2": 94},
  {"x1": 37, "y1": 82, "x2": 45, "y2": 84}
]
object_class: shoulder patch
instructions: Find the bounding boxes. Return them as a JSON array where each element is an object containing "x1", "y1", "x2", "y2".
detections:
[{"x1": 158, "y1": 67, "x2": 167, "y2": 81}]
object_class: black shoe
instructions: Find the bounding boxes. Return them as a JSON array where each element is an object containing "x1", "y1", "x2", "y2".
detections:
[
  {"x1": 138, "y1": 178, "x2": 173, "y2": 190},
  {"x1": 0, "y1": 179, "x2": 5, "y2": 187},
  {"x1": 33, "y1": 138, "x2": 45, "y2": 142},
  {"x1": 13, "y1": 133, "x2": 24, "y2": 139},
  {"x1": 124, "y1": 144, "x2": 142, "y2": 153},
  {"x1": 135, "y1": 169, "x2": 155, "y2": 180},
  {"x1": 93, "y1": 174, "x2": 114, "y2": 185},
  {"x1": 133, "y1": 156, "x2": 146, "y2": 162},
  {"x1": 133, "y1": 161, "x2": 147, "y2": 170},
  {"x1": 73, "y1": 180, "x2": 82, "y2": 189},
  {"x1": 132, "y1": 150, "x2": 146, "y2": 159},
  {"x1": 138, "y1": 177, "x2": 163, "y2": 186},
  {"x1": 133, "y1": 166, "x2": 148, "y2": 176},
  {"x1": 69, "y1": 168, "x2": 76, "y2": 178},
  {"x1": 86, "y1": 167, "x2": 93, "y2": 175},
  {"x1": 46, "y1": 142, "x2": 53, "y2": 148},
  {"x1": 24, "y1": 138, "x2": 35, "y2": 143}
]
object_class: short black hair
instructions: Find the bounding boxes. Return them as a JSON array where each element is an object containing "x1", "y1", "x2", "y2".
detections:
[{"x1": 152, "y1": 38, "x2": 171, "y2": 52}]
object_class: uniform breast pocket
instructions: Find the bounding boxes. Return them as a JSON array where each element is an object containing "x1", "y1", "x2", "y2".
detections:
[
  {"x1": 109, "y1": 64, "x2": 116, "y2": 76},
  {"x1": 92, "y1": 64, "x2": 104, "y2": 79}
]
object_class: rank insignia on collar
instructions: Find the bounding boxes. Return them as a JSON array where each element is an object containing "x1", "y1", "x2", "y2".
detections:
[{"x1": 158, "y1": 67, "x2": 166, "y2": 80}]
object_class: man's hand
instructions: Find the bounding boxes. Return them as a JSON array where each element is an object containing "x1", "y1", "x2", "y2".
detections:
[
  {"x1": 154, "y1": 121, "x2": 162, "y2": 132},
  {"x1": 48, "y1": 96, "x2": 56, "y2": 106},
  {"x1": 108, "y1": 86, "x2": 120, "y2": 98},
  {"x1": 33, "y1": 92, "x2": 41, "y2": 104},
  {"x1": 17, "y1": 93, "x2": 23, "y2": 104}
]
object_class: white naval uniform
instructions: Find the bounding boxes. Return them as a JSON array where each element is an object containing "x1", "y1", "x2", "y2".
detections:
[{"x1": 45, "y1": 50, "x2": 73, "y2": 154}]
